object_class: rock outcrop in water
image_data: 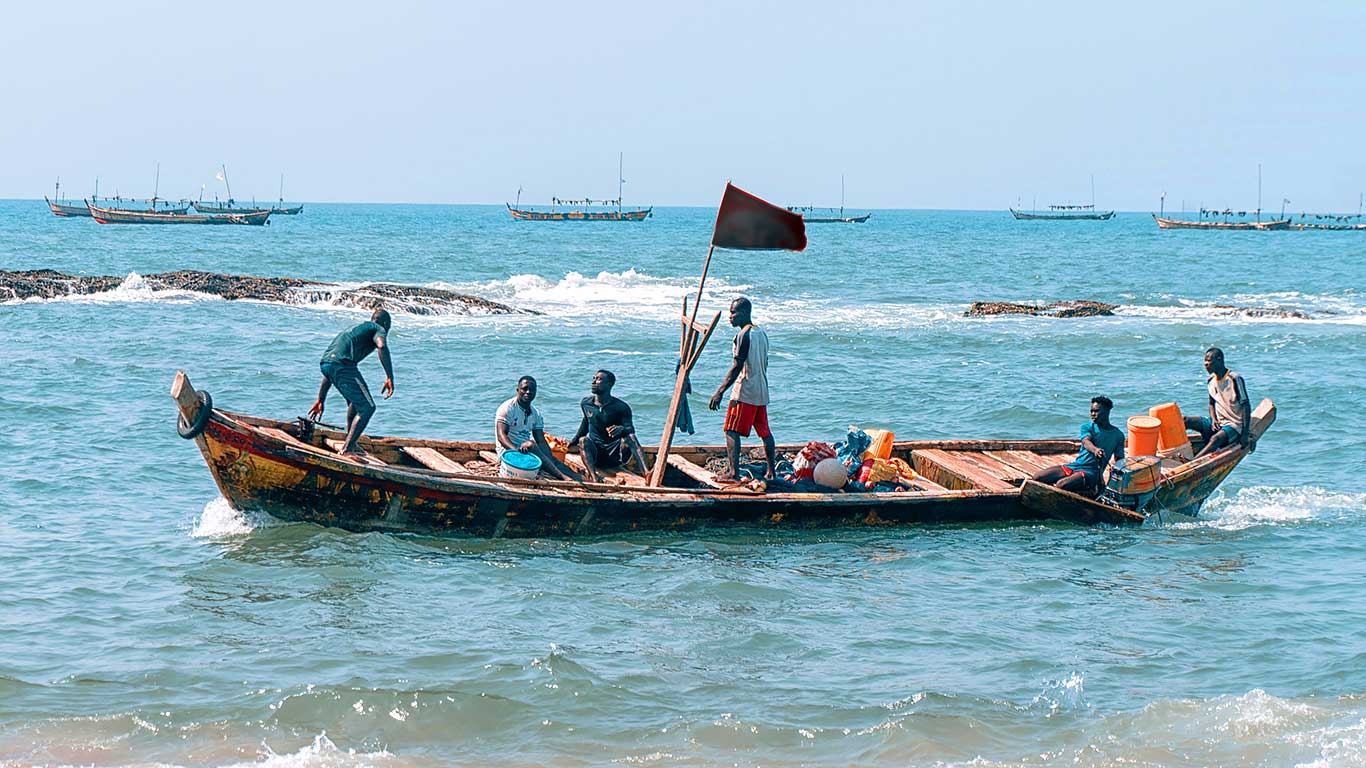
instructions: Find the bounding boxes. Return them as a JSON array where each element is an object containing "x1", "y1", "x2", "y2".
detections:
[
  {"x1": 965, "y1": 300, "x2": 1118, "y2": 318},
  {"x1": 965, "y1": 300, "x2": 1314, "y2": 320},
  {"x1": 0, "y1": 269, "x2": 538, "y2": 316}
]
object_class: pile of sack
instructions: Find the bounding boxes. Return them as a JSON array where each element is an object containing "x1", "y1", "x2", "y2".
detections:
[{"x1": 780, "y1": 426, "x2": 918, "y2": 493}]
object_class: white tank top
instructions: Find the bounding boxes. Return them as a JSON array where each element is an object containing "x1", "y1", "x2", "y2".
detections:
[{"x1": 730, "y1": 325, "x2": 770, "y2": 406}]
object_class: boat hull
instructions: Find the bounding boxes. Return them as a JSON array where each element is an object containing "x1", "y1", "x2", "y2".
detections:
[
  {"x1": 90, "y1": 203, "x2": 271, "y2": 226},
  {"x1": 194, "y1": 202, "x2": 302, "y2": 215},
  {"x1": 1011, "y1": 209, "x2": 1115, "y2": 220},
  {"x1": 1153, "y1": 215, "x2": 1291, "y2": 230},
  {"x1": 46, "y1": 198, "x2": 90, "y2": 217},
  {"x1": 172, "y1": 373, "x2": 1276, "y2": 538},
  {"x1": 507, "y1": 205, "x2": 651, "y2": 221},
  {"x1": 803, "y1": 214, "x2": 871, "y2": 223}
]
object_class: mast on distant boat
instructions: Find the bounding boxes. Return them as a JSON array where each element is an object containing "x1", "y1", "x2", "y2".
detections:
[
  {"x1": 1257, "y1": 163, "x2": 1262, "y2": 223},
  {"x1": 153, "y1": 162, "x2": 161, "y2": 208},
  {"x1": 618, "y1": 152, "x2": 624, "y2": 215}
]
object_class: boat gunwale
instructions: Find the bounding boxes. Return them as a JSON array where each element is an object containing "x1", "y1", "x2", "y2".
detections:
[{"x1": 210, "y1": 408, "x2": 1046, "y2": 506}]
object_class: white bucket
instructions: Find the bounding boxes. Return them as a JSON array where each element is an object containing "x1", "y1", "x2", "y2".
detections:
[{"x1": 499, "y1": 451, "x2": 542, "y2": 479}]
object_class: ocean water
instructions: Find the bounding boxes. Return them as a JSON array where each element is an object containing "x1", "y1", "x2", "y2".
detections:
[{"x1": 2, "y1": 200, "x2": 1364, "y2": 766}]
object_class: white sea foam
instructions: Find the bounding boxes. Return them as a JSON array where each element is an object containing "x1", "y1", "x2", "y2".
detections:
[
  {"x1": 1030, "y1": 671, "x2": 1089, "y2": 717},
  {"x1": 1183, "y1": 486, "x2": 1366, "y2": 531},
  {"x1": 191, "y1": 496, "x2": 258, "y2": 538},
  {"x1": 1116, "y1": 290, "x2": 1366, "y2": 326},
  {"x1": 224, "y1": 733, "x2": 409, "y2": 767}
]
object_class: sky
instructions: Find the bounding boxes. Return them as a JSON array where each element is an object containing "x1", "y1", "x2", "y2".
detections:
[{"x1": 4, "y1": 0, "x2": 1364, "y2": 211}]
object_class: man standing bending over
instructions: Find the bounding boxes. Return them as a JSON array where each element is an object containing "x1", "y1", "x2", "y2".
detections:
[
  {"x1": 1184, "y1": 347, "x2": 1254, "y2": 459},
  {"x1": 308, "y1": 308, "x2": 394, "y2": 456},
  {"x1": 569, "y1": 370, "x2": 650, "y2": 482},
  {"x1": 709, "y1": 297, "x2": 776, "y2": 481}
]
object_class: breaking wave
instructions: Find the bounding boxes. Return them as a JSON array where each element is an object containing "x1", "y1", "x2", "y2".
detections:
[
  {"x1": 1116, "y1": 290, "x2": 1366, "y2": 325},
  {"x1": 1180, "y1": 486, "x2": 1366, "y2": 531},
  {"x1": 191, "y1": 496, "x2": 263, "y2": 538}
]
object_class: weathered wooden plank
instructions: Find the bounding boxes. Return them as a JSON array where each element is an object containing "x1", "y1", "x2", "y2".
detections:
[
  {"x1": 913, "y1": 449, "x2": 1016, "y2": 492},
  {"x1": 1019, "y1": 479, "x2": 1144, "y2": 526},
  {"x1": 1000, "y1": 450, "x2": 1061, "y2": 473},
  {"x1": 402, "y1": 446, "x2": 473, "y2": 475},
  {"x1": 324, "y1": 438, "x2": 390, "y2": 467},
  {"x1": 667, "y1": 454, "x2": 725, "y2": 489},
  {"x1": 954, "y1": 450, "x2": 1031, "y2": 484}
]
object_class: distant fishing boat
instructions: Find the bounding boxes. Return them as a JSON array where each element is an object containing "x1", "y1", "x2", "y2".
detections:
[
  {"x1": 1011, "y1": 176, "x2": 1113, "y2": 220},
  {"x1": 1288, "y1": 194, "x2": 1365, "y2": 230},
  {"x1": 787, "y1": 176, "x2": 871, "y2": 223},
  {"x1": 1153, "y1": 216, "x2": 1291, "y2": 231},
  {"x1": 194, "y1": 167, "x2": 303, "y2": 215},
  {"x1": 87, "y1": 201, "x2": 271, "y2": 226},
  {"x1": 46, "y1": 177, "x2": 189, "y2": 218},
  {"x1": 507, "y1": 153, "x2": 652, "y2": 221},
  {"x1": 1011, "y1": 205, "x2": 1115, "y2": 221},
  {"x1": 1154, "y1": 164, "x2": 1292, "y2": 231}
]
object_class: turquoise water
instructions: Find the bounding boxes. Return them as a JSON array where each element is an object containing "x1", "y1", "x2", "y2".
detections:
[{"x1": 2, "y1": 201, "x2": 1364, "y2": 766}]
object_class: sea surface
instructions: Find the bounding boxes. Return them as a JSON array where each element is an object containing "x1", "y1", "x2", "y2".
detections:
[{"x1": 2, "y1": 201, "x2": 1364, "y2": 767}]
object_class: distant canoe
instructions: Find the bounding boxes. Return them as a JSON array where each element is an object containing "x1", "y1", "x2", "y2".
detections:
[
  {"x1": 88, "y1": 201, "x2": 271, "y2": 226},
  {"x1": 1011, "y1": 208, "x2": 1115, "y2": 221},
  {"x1": 46, "y1": 197, "x2": 91, "y2": 217},
  {"x1": 507, "y1": 204, "x2": 651, "y2": 221},
  {"x1": 1153, "y1": 215, "x2": 1291, "y2": 231},
  {"x1": 47, "y1": 197, "x2": 191, "y2": 218},
  {"x1": 193, "y1": 201, "x2": 303, "y2": 216},
  {"x1": 799, "y1": 212, "x2": 871, "y2": 223}
]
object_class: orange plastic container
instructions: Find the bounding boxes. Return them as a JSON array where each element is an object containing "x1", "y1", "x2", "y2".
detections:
[
  {"x1": 1126, "y1": 415, "x2": 1162, "y2": 456},
  {"x1": 1147, "y1": 402, "x2": 1189, "y2": 451},
  {"x1": 862, "y1": 428, "x2": 895, "y2": 461}
]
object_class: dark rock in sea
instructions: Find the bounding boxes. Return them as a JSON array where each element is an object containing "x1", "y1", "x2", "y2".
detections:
[
  {"x1": 0, "y1": 269, "x2": 538, "y2": 315},
  {"x1": 965, "y1": 300, "x2": 1118, "y2": 318},
  {"x1": 1209, "y1": 304, "x2": 1313, "y2": 320}
]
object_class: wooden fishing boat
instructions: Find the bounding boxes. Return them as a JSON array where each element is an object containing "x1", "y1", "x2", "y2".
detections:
[
  {"x1": 88, "y1": 201, "x2": 271, "y2": 226},
  {"x1": 787, "y1": 177, "x2": 871, "y2": 223},
  {"x1": 171, "y1": 371, "x2": 1275, "y2": 537},
  {"x1": 788, "y1": 206, "x2": 871, "y2": 224},
  {"x1": 1020, "y1": 398, "x2": 1275, "y2": 525},
  {"x1": 508, "y1": 153, "x2": 651, "y2": 222},
  {"x1": 1154, "y1": 215, "x2": 1291, "y2": 231},
  {"x1": 193, "y1": 201, "x2": 303, "y2": 216},
  {"x1": 1011, "y1": 207, "x2": 1115, "y2": 221},
  {"x1": 46, "y1": 197, "x2": 91, "y2": 217},
  {"x1": 507, "y1": 204, "x2": 651, "y2": 221}
]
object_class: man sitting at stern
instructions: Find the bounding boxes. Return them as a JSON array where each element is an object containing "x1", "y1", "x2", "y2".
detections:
[
  {"x1": 1183, "y1": 347, "x2": 1254, "y2": 459},
  {"x1": 1031, "y1": 396, "x2": 1126, "y2": 497},
  {"x1": 569, "y1": 370, "x2": 650, "y2": 483}
]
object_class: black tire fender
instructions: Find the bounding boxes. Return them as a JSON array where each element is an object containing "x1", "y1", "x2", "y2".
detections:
[{"x1": 177, "y1": 390, "x2": 213, "y2": 439}]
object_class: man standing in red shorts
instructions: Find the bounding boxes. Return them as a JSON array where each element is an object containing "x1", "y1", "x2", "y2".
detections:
[{"x1": 709, "y1": 297, "x2": 775, "y2": 481}]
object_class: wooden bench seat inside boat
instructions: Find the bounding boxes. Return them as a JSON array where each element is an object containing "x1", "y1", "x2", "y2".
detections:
[
  {"x1": 401, "y1": 446, "x2": 473, "y2": 475},
  {"x1": 912, "y1": 448, "x2": 1042, "y2": 492}
]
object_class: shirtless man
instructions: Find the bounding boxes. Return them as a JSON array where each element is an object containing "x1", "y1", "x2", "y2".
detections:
[
  {"x1": 1184, "y1": 347, "x2": 1255, "y2": 459},
  {"x1": 708, "y1": 297, "x2": 776, "y2": 481}
]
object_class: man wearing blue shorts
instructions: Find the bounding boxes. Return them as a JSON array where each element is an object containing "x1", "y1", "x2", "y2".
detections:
[
  {"x1": 1032, "y1": 396, "x2": 1126, "y2": 497},
  {"x1": 1184, "y1": 347, "x2": 1253, "y2": 459},
  {"x1": 308, "y1": 308, "x2": 394, "y2": 456}
]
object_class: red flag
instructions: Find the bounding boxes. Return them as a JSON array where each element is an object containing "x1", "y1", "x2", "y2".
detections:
[{"x1": 711, "y1": 183, "x2": 806, "y2": 251}]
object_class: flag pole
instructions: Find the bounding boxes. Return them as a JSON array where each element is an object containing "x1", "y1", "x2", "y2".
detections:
[{"x1": 649, "y1": 242, "x2": 718, "y2": 487}]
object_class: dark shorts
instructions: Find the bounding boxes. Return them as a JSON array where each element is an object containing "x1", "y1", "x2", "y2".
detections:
[
  {"x1": 1194, "y1": 416, "x2": 1240, "y2": 443},
  {"x1": 582, "y1": 436, "x2": 632, "y2": 469},
  {"x1": 320, "y1": 361, "x2": 374, "y2": 416},
  {"x1": 724, "y1": 401, "x2": 772, "y2": 439}
]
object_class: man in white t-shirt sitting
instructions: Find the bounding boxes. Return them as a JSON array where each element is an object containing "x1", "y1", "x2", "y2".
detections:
[{"x1": 495, "y1": 375, "x2": 575, "y2": 480}]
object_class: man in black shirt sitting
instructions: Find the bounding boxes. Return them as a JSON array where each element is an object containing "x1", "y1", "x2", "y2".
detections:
[{"x1": 569, "y1": 370, "x2": 651, "y2": 482}]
